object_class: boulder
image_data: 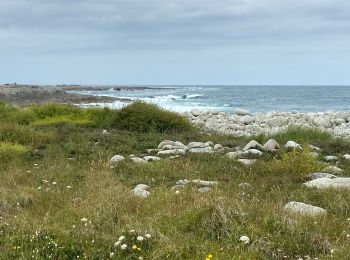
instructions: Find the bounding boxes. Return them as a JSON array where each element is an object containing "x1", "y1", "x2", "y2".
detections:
[
  {"x1": 110, "y1": 155, "x2": 125, "y2": 163},
  {"x1": 198, "y1": 187, "x2": 211, "y2": 193},
  {"x1": 226, "y1": 151, "x2": 243, "y2": 159},
  {"x1": 189, "y1": 147, "x2": 214, "y2": 154},
  {"x1": 235, "y1": 108, "x2": 251, "y2": 116},
  {"x1": 243, "y1": 140, "x2": 263, "y2": 151},
  {"x1": 130, "y1": 157, "x2": 147, "y2": 164},
  {"x1": 170, "y1": 185, "x2": 185, "y2": 191},
  {"x1": 262, "y1": 139, "x2": 280, "y2": 151},
  {"x1": 143, "y1": 156, "x2": 161, "y2": 162},
  {"x1": 213, "y1": 144, "x2": 223, "y2": 151},
  {"x1": 174, "y1": 141, "x2": 187, "y2": 149},
  {"x1": 243, "y1": 149, "x2": 263, "y2": 156},
  {"x1": 343, "y1": 154, "x2": 350, "y2": 160},
  {"x1": 192, "y1": 179, "x2": 218, "y2": 186},
  {"x1": 309, "y1": 152, "x2": 319, "y2": 158},
  {"x1": 322, "y1": 166, "x2": 343, "y2": 174},
  {"x1": 324, "y1": 155, "x2": 338, "y2": 162},
  {"x1": 239, "y1": 115, "x2": 255, "y2": 125},
  {"x1": 309, "y1": 145, "x2": 321, "y2": 152},
  {"x1": 285, "y1": 141, "x2": 302, "y2": 149},
  {"x1": 158, "y1": 140, "x2": 176, "y2": 149},
  {"x1": 133, "y1": 184, "x2": 150, "y2": 198},
  {"x1": 176, "y1": 179, "x2": 190, "y2": 185},
  {"x1": 284, "y1": 201, "x2": 326, "y2": 216},
  {"x1": 187, "y1": 142, "x2": 209, "y2": 148},
  {"x1": 303, "y1": 177, "x2": 350, "y2": 190},
  {"x1": 158, "y1": 149, "x2": 186, "y2": 156},
  {"x1": 135, "y1": 184, "x2": 149, "y2": 190},
  {"x1": 306, "y1": 172, "x2": 337, "y2": 180}
]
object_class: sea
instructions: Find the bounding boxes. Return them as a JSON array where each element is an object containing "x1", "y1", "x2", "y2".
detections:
[{"x1": 68, "y1": 85, "x2": 350, "y2": 113}]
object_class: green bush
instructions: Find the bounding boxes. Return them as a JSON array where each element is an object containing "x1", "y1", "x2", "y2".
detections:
[
  {"x1": 104, "y1": 102, "x2": 194, "y2": 133},
  {"x1": 0, "y1": 102, "x2": 33, "y2": 125}
]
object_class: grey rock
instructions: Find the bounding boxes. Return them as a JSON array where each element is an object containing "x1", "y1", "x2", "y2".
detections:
[
  {"x1": 285, "y1": 141, "x2": 302, "y2": 149},
  {"x1": 239, "y1": 115, "x2": 255, "y2": 124},
  {"x1": 133, "y1": 188, "x2": 150, "y2": 198},
  {"x1": 143, "y1": 156, "x2": 161, "y2": 162},
  {"x1": 110, "y1": 155, "x2": 125, "y2": 163},
  {"x1": 135, "y1": 184, "x2": 149, "y2": 190},
  {"x1": 189, "y1": 147, "x2": 214, "y2": 154},
  {"x1": 198, "y1": 187, "x2": 211, "y2": 193},
  {"x1": 343, "y1": 154, "x2": 350, "y2": 160},
  {"x1": 176, "y1": 179, "x2": 190, "y2": 185},
  {"x1": 171, "y1": 185, "x2": 185, "y2": 191},
  {"x1": 322, "y1": 166, "x2": 343, "y2": 174},
  {"x1": 158, "y1": 149, "x2": 186, "y2": 156},
  {"x1": 130, "y1": 157, "x2": 147, "y2": 164},
  {"x1": 205, "y1": 141, "x2": 214, "y2": 147},
  {"x1": 306, "y1": 172, "x2": 338, "y2": 180},
  {"x1": 284, "y1": 201, "x2": 326, "y2": 216},
  {"x1": 262, "y1": 139, "x2": 280, "y2": 151},
  {"x1": 324, "y1": 155, "x2": 338, "y2": 162},
  {"x1": 235, "y1": 108, "x2": 251, "y2": 116},
  {"x1": 158, "y1": 140, "x2": 176, "y2": 149},
  {"x1": 243, "y1": 140, "x2": 263, "y2": 151},
  {"x1": 309, "y1": 145, "x2": 321, "y2": 152},
  {"x1": 303, "y1": 177, "x2": 350, "y2": 190},
  {"x1": 226, "y1": 151, "x2": 243, "y2": 159},
  {"x1": 243, "y1": 149, "x2": 263, "y2": 156},
  {"x1": 192, "y1": 179, "x2": 218, "y2": 186},
  {"x1": 213, "y1": 144, "x2": 223, "y2": 151},
  {"x1": 188, "y1": 142, "x2": 209, "y2": 148}
]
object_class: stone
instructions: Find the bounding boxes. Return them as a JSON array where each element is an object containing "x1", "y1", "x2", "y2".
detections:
[
  {"x1": 214, "y1": 144, "x2": 223, "y2": 151},
  {"x1": 143, "y1": 156, "x2": 161, "y2": 162},
  {"x1": 187, "y1": 142, "x2": 209, "y2": 148},
  {"x1": 303, "y1": 177, "x2": 350, "y2": 190},
  {"x1": 130, "y1": 157, "x2": 147, "y2": 164},
  {"x1": 243, "y1": 149, "x2": 263, "y2": 156},
  {"x1": 309, "y1": 145, "x2": 321, "y2": 151},
  {"x1": 243, "y1": 140, "x2": 263, "y2": 151},
  {"x1": 191, "y1": 109, "x2": 202, "y2": 116},
  {"x1": 239, "y1": 115, "x2": 255, "y2": 124},
  {"x1": 110, "y1": 155, "x2": 125, "y2": 163},
  {"x1": 205, "y1": 141, "x2": 214, "y2": 147},
  {"x1": 192, "y1": 179, "x2": 218, "y2": 186},
  {"x1": 158, "y1": 140, "x2": 176, "y2": 149},
  {"x1": 135, "y1": 184, "x2": 149, "y2": 190},
  {"x1": 284, "y1": 201, "x2": 326, "y2": 216},
  {"x1": 189, "y1": 147, "x2": 214, "y2": 154},
  {"x1": 198, "y1": 187, "x2": 211, "y2": 193},
  {"x1": 133, "y1": 188, "x2": 150, "y2": 198},
  {"x1": 235, "y1": 108, "x2": 251, "y2": 116},
  {"x1": 162, "y1": 144, "x2": 176, "y2": 150},
  {"x1": 176, "y1": 179, "x2": 190, "y2": 185},
  {"x1": 285, "y1": 141, "x2": 302, "y2": 149},
  {"x1": 343, "y1": 154, "x2": 350, "y2": 160},
  {"x1": 314, "y1": 117, "x2": 332, "y2": 128},
  {"x1": 174, "y1": 141, "x2": 187, "y2": 149},
  {"x1": 237, "y1": 159, "x2": 256, "y2": 165},
  {"x1": 309, "y1": 152, "x2": 319, "y2": 158},
  {"x1": 226, "y1": 151, "x2": 243, "y2": 159},
  {"x1": 262, "y1": 139, "x2": 280, "y2": 151},
  {"x1": 324, "y1": 155, "x2": 338, "y2": 162},
  {"x1": 306, "y1": 172, "x2": 338, "y2": 180},
  {"x1": 157, "y1": 149, "x2": 186, "y2": 156},
  {"x1": 322, "y1": 166, "x2": 343, "y2": 174}
]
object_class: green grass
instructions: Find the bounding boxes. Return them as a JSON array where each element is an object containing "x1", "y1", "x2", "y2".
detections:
[{"x1": 0, "y1": 102, "x2": 349, "y2": 259}]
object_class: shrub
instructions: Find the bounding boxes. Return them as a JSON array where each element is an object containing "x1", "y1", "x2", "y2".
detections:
[{"x1": 104, "y1": 102, "x2": 194, "y2": 133}]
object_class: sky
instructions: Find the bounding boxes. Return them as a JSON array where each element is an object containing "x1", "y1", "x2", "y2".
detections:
[{"x1": 0, "y1": 0, "x2": 350, "y2": 85}]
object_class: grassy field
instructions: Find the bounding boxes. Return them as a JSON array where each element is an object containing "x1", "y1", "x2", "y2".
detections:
[{"x1": 0, "y1": 101, "x2": 349, "y2": 259}]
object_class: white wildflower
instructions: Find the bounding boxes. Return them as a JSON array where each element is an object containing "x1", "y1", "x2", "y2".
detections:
[
  {"x1": 138, "y1": 257, "x2": 144, "y2": 260},
  {"x1": 37, "y1": 186, "x2": 42, "y2": 190},
  {"x1": 175, "y1": 190, "x2": 180, "y2": 195},
  {"x1": 109, "y1": 252, "x2": 115, "y2": 258},
  {"x1": 118, "y1": 236, "x2": 125, "y2": 241},
  {"x1": 66, "y1": 186, "x2": 72, "y2": 189},
  {"x1": 52, "y1": 181, "x2": 57, "y2": 185},
  {"x1": 114, "y1": 241, "x2": 121, "y2": 247},
  {"x1": 120, "y1": 244, "x2": 127, "y2": 250},
  {"x1": 239, "y1": 235, "x2": 250, "y2": 244},
  {"x1": 145, "y1": 234, "x2": 151, "y2": 239},
  {"x1": 136, "y1": 236, "x2": 144, "y2": 241},
  {"x1": 130, "y1": 229, "x2": 135, "y2": 233},
  {"x1": 80, "y1": 218, "x2": 88, "y2": 222}
]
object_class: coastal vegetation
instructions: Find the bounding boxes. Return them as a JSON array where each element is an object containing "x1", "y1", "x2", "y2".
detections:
[{"x1": 0, "y1": 101, "x2": 349, "y2": 259}]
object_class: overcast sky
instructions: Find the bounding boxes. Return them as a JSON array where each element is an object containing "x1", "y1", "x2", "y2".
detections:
[{"x1": 0, "y1": 0, "x2": 349, "y2": 85}]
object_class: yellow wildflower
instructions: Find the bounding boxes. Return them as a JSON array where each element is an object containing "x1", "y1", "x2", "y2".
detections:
[{"x1": 132, "y1": 245, "x2": 138, "y2": 250}]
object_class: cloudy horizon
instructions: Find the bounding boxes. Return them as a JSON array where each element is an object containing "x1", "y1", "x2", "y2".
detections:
[{"x1": 1, "y1": 0, "x2": 350, "y2": 85}]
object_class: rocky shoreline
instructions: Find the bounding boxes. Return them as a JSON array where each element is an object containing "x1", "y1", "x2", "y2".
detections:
[
  {"x1": 183, "y1": 108, "x2": 350, "y2": 138},
  {"x1": 0, "y1": 84, "x2": 152, "y2": 106}
]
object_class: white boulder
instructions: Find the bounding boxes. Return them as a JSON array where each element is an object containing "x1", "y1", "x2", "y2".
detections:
[
  {"x1": 303, "y1": 178, "x2": 350, "y2": 190},
  {"x1": 285, "y1": 141, "x2": 302, "y2": 149},
  {"x1": 110, "y1": 155, "x2": 125, "y2": 163},
  {"x1": 143, "y1": 156, "x2": 161, "y2": 162},
  {"x1": 243, "y1": 149, "x2": 263, "y2": 156},
  {"x1": 243, "y1": 140, "x2": 263, "y2": 151},
  {"x1": 235, "y1": 108, "x2": 251, "y2": 116},
  {"x1": 284, "y1": 201, "x2": 326, "y2": 216},
  {"x1": 262, "y1": 139, "x2": 280, "y2": 151},
  {"x1": 130, "y1": 157, "x2": 147, "y2": 164}
]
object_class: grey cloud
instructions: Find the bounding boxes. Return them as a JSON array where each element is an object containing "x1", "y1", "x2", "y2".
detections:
[{"x1": 0, "y1": 0, "x2": 350, "y2": 54}]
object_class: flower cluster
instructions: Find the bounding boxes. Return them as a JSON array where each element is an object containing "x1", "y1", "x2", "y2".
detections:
[
  {"x1": 205, "y1": 253, "x2": 213, "y2": 260},
  {"x1": 109, "y1": 230, "x2": 153, "y2": 259}
]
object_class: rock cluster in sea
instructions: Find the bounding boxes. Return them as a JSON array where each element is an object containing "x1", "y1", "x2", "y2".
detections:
[{"x1": 183, "y1": 109, "x2": 350, "y2": 137}]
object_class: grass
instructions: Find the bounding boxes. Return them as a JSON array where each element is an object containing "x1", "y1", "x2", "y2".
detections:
[{"x1": 0, "y1": 102, "x2": 349, "y2": 259}]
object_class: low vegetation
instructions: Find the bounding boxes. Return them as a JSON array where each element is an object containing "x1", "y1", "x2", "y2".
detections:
[{"x1": 0, "y1": 101, "x2": 349, "y2": 259}]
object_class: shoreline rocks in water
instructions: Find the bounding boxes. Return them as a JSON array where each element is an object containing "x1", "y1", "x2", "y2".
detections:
[{"x1": 183, "y1": 109, "x2": 350, "y2": 138}]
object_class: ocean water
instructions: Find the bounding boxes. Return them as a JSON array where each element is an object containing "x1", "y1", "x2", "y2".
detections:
[{"x1": 68, "y1": 85, "x2": 350, "y2": 113}]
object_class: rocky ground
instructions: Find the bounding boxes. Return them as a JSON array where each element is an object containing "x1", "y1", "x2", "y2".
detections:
[{"x1": 184, "y1": 108, "x2": 350, "y2": 138}]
